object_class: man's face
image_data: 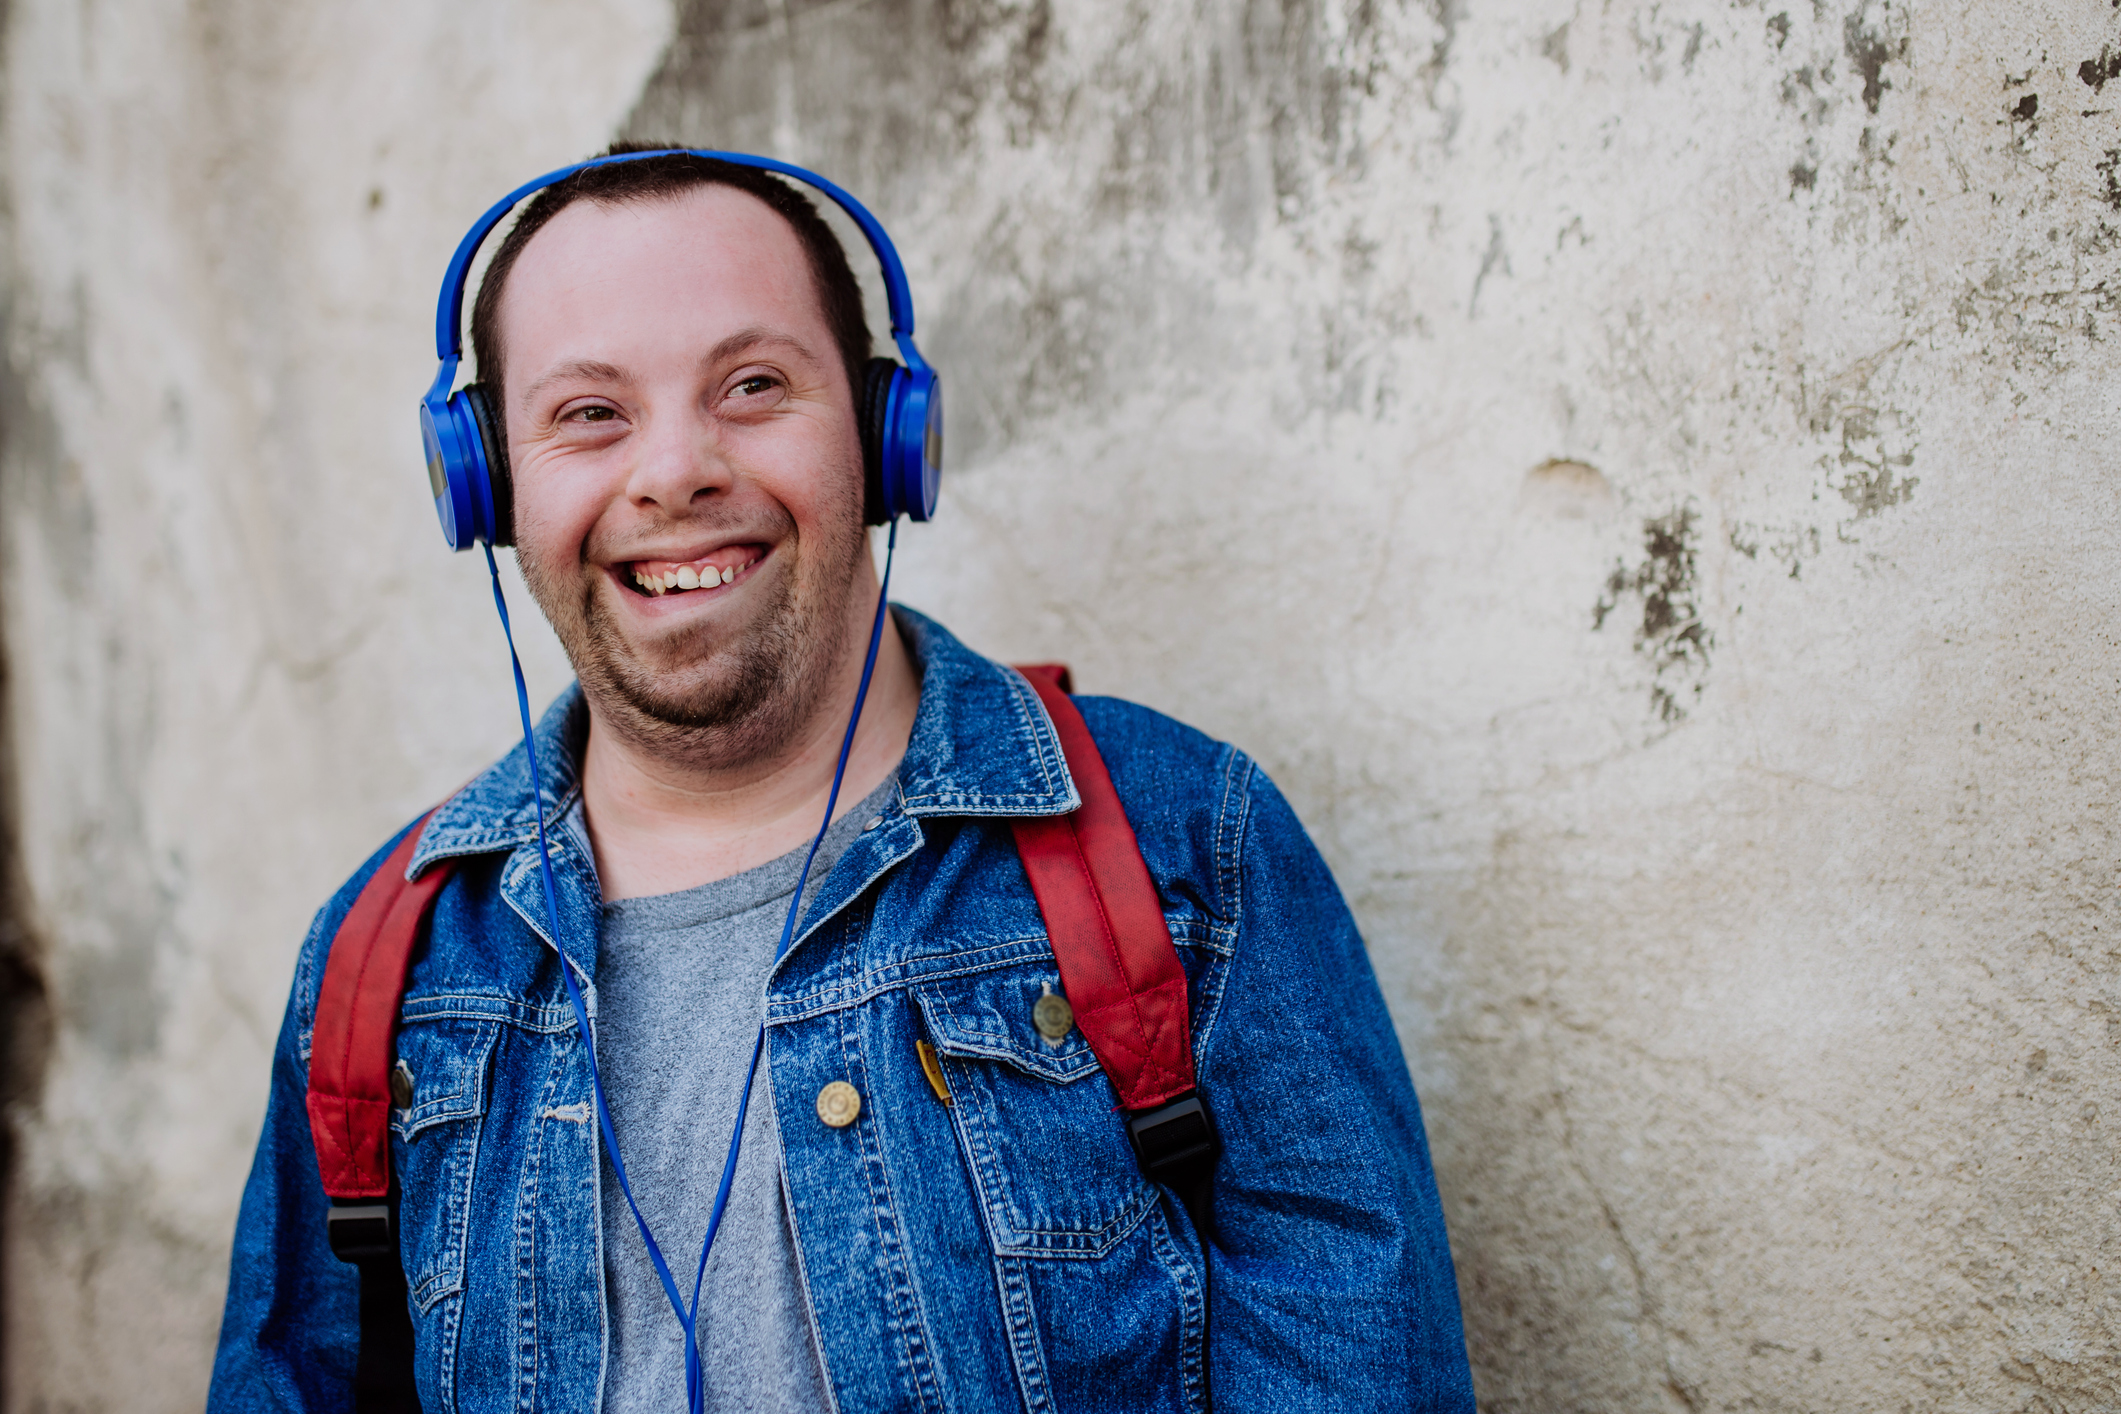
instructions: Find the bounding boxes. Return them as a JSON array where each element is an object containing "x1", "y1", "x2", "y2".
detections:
[{"x1": 496, "y1": 186, "x2": 869, "y2": 757}]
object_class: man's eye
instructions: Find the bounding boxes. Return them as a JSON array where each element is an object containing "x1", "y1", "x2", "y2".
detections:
[
  {"x1": 733, "y1": 376, "x2": 777, "y2": 397},
  {"x1": 572, "y1": 406, "x2": 617, "y2": 423}
]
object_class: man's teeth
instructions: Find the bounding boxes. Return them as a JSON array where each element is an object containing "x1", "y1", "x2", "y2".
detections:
[{"x1": 630, "y1": 558, "x2": 754, "y2": 596}]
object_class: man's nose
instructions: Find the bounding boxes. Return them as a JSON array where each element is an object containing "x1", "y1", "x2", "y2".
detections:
[{"x1": 624, "y1": 406, "x2": 733, "y2": 514}]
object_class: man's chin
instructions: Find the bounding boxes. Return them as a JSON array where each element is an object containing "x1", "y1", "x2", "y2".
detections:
[
  {"x1": 536, "y1": 514, "x2": 858, "y2": 764},
  {"x1": 576, "y1": 596, "x2": 823, "y2": 751},
  {"x1": 593, "y1": 652, "x2": 781, "y2": 733},
  {"x1": 574, "y1": 586, "x2": 770, "y2": 724}
]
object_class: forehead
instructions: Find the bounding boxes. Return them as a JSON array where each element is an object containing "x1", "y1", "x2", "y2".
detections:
[{"x1": 496, "y1": 186, "x2": 829, "y2": 382}]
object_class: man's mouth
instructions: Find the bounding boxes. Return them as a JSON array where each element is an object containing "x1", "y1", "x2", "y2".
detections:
[{"x1": 623, "y1": 545, "x2": 767, "y2": 598}]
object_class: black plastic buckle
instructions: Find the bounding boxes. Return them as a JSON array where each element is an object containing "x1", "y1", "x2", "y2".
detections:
[
  {"x1": 326, "y1": 1201, "x2": 396, "y2": 1264},
  {"x1": 1125, "y1": 1091, "x2": 1221, "y2": 1190}
]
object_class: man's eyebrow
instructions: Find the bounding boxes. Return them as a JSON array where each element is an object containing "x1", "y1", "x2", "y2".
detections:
[
  {"x1": 702, "y1": 326, "x2": 826, "y2": 371},
  {"x1": 517, "y1": 359, "x2": 627, "y2": 410}
]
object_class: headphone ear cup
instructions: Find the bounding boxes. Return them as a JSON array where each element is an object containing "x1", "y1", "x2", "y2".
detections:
[
  {"x1": 881, "y1": 362, "x2": 941, "y2": 523},
  {"x1": 859, "y1": 357, "x2": 901, "y2": 526},
  {"x1": 460, "y1": 383, "x2": 514, "y2": 547}
]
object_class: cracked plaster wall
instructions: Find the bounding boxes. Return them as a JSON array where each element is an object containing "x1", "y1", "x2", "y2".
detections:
[{"x1": 2, "y1": 0, "x2": 2117, "y2": 1409}]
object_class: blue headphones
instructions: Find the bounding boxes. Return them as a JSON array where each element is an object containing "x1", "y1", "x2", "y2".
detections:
[{"x1": 420, "y1": 150, "x2": 943, "y2": 550}]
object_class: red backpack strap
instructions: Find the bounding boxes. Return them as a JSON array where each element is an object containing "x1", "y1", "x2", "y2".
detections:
[
  {"x1": 306, "y1": 815, "x2": 457, "y2": 1200},
  {"x1": 1009, "y1": 664, "x2": 1196, "y2": 1111},
  {"x1": 1013, "y1": 662, "x2": 1074, "y2": 693},
  {"x1": 1010, "y1": 663, "x2": 1221, "y2": 1397}
]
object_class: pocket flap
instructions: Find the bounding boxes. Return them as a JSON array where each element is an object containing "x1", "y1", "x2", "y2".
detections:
[
  {"x1": 389, "y1": 1015, "x2": 501, "y2": 1139},
  {"x1": 915, "y1": 968, "x2": 1104, "y2": 1086}
]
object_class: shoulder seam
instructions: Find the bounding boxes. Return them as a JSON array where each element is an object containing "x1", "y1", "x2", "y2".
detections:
[{"x1": 1213, "y1": 744, "x2": 1255, "y2": 930}]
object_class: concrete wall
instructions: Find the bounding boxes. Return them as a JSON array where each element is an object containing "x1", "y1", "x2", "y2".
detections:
[{"x1": 2, "y1": 0, "x2": 2116, "y2": 1408}]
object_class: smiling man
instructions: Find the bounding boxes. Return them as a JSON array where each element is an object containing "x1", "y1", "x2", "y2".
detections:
[{"x1": 208, "y1": 147, "x2": 1476, "y2": 1413}]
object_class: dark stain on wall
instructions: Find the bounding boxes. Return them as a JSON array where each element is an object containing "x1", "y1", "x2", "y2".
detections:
[
  {"x1": 1841, "y1": 2, "x2": 1909, "y2": 116},
  {"x1": 1725, "y1": 378, "x2": 1921, "y2": 582},
  {"x1": 1422, "y1": 0, "x2": 1464, "y2": 89},
  {"x1": 1778, "y1": 60, "x2": 1833, "y2": 127},
  {"x1": 2080, "y1": 45, "x2": 2121, "y2": 94},
  {"x1": 1770, "y1": 0, "x2": 1924, "y2": 211},
  {"x1": 1594, "y1": 508, "x2": 1712, "y2": 725},
  {"x1": 0, "y1": 307, "x2": 57, "y2": 1403},
  {"x1": 2098, "y1": 149, "x2": 2121, "y2": 212},
  {"x1": 1541, "y1": 22, "x2": 1569, "y2": 74},
  {"x1": 1829, "y1": 406, "x2": 1917, "y2": 520},
  {"x1": 1727, "y1": 519, "x2": 1822, "y2": 581},
  {"x1": 622, "y1": 0, "x2": 1408, "y2": 462},
  {"x1": 0, "y1": 344, "x2": 169, "y2": 1068},
  {"x1": 0, "y1": 664, "x2": 48, "y2": 1405}
]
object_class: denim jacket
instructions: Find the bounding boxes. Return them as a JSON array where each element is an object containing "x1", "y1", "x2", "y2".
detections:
[{"x1": 209, "y1": 609, "x2": 1475, "y2": 1413}]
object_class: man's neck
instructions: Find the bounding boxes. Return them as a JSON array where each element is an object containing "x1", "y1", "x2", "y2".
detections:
[{"x1": 578, "y1": 614, "x2": 920, "y2": 901}]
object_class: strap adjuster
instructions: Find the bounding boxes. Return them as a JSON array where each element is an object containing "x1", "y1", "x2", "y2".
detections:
[
  {"x1": 1125, "y1": 1091, "x2": 1220, "y2": 1190},
  {"x1": 326, "y1": 1201, "x2": 396, "y2": 1264}
]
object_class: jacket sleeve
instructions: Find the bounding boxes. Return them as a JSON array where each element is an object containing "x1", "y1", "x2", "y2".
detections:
[
  {"x1": 1203, "y1": 762, "x2": 1477, "y2": 1412},
  {"x1": 207, "y1": 826, "x2": 416, "y2": 1411}
]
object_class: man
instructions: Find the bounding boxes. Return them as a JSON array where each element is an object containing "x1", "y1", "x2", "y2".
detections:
[{"x1": 209, "y1": 146, "x2": 1475, "y2": 1412}]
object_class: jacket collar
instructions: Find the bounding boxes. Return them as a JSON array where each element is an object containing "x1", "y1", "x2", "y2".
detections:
[{"x1": 410, "y1": 606, "x2": 1079, "y2": 877}]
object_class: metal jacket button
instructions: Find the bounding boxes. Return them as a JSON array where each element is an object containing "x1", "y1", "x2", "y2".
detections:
[
  {"x1": 1033, "y1": 992, "x2": 1074, "y2": 1042},
  {"x1": 390, "y1": 1060, "x2": 415, "y2": 1109},
  {"x1": 816, "y1": 1080, "x2": 862, "y2": 1128}
]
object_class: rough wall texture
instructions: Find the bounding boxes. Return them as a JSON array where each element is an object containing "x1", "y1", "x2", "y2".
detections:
[
  {"x1": 0, "y1": 1, "x2": 664, "y2": 1402},
  {"x1": 2, "y1": 0, "x2": 2117, "y2": 1409}
]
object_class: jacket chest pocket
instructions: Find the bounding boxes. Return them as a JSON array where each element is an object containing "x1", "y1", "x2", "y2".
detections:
[
  {"x1": 388, "y1": 1015, "x2": 501, "y2": 1309},
  {"x1": 916, "y1": 965, "x2": 1158, "y2": 1258}
]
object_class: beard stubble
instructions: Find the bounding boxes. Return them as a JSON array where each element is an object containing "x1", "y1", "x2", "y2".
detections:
[{"x1": 523, "y1": 494, "x2": 869, "y2": 771}]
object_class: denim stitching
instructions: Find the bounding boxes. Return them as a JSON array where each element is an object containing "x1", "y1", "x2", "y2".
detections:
[
  {"x1": 992, "y1": 1255, "x2": 1056, "y2": 1412},
  {"x1": 1145, "y1": 1203, "x2": 1210, "y2": 1412},
  {"x1": 768, "y1": 922, "x2": 1229, "y2": 1024},
  {"x1": 399, "y1": 992, "x2": 575, "y2": 1034},
  {"x1": 841, "y1": 994, "x2": 947, "y2": 1412},
  {"x1": 511, "y1": 1029, "x2": 563, "y2": 1414}
]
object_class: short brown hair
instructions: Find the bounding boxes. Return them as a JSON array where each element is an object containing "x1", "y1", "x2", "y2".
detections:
[{"x1": 467, "y1": 142, "x2": 874, "y2": 406}]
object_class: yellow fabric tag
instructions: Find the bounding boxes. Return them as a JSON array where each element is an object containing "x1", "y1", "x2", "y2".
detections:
[{"x1": 916, "y1": 1040, "x2": 953, "y2": 1107}]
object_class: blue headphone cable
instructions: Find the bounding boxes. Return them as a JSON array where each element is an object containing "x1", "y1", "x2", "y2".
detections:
[{"x1": 483, "y1": 519, "x2": 900, "y2": 1412}]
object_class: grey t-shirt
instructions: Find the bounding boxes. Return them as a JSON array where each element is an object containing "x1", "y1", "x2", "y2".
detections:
[{"x1": 585, "y1": 774, "x2": 897, "y2": 1413}]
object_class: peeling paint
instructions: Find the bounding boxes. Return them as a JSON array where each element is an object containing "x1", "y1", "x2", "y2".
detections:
[
  {"x1": 2080, "y1": 44, "x2": 2121, "y2": 93},
  {"x1": 1595, "y1": 508, "x2": 1713, "y2": 725},
  {"x1": 1826, "y1": 406, "x2": 1918, "y2": 522},
  {"x1": 1842, "y1": 2, "x2": 1910, "y2": 115}
]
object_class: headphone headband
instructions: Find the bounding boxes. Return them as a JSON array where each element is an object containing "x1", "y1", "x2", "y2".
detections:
[{"x1": 431, "y1": 148, "x2": 924, "y2": 370}]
